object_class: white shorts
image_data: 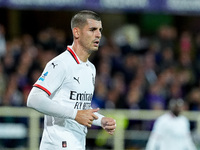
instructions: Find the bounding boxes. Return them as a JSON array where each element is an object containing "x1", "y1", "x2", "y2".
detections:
[{"x1": 39, "y1": 125, "x2": 86, "y2": 150}]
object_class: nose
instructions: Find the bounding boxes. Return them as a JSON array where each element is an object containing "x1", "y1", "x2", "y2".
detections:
[{"x1": 96, "y1": 30, "x2": 101, "y2": 39}]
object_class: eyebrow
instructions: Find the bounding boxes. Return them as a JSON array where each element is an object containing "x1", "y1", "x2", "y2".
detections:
[{"x1": 89, "y1": 27, "x2": 103, "y2": 31}]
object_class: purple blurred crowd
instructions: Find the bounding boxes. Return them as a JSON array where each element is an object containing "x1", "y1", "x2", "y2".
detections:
[{"x1": 1, "y1": 24, "x2": 200, "y2": 112}]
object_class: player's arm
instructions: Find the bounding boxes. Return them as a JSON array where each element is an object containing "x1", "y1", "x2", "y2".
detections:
[
  {"x1": 28, "y1": 88, "x2": 104, "y2": 128},
  {"x1": 27, "y1": 60, "x2": 78, "y2": 119},
  {"x1": 27, "y1": 87, "x2": 77, "y2": 119},
  {"x1": 86, "y1": 107, "x2": 116, "y2": 135},
  {"x1": 145, "y1": 119, "x2": 163, "y2": 150}
]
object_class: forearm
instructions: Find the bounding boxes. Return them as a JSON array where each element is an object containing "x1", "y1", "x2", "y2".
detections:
[{"x1": 27, "y1": 87, "x2": 77, "y2": 119}]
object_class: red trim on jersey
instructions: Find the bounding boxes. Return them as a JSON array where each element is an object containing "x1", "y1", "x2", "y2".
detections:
[
  {"x1": 67, "y1": 47, "x2": 80, "y2": 64},
  {"x1": 33, "y1": 84, "x2": 51, "y2": 96}
]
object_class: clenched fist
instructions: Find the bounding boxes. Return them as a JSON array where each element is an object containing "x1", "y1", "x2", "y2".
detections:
[{"x1": 101, "y1": 117, "x2": 116, "y2": 135}]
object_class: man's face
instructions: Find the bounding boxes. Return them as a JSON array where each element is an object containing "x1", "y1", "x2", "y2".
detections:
[
  {"x1": 170, "y1": 100, "x2": 184, "y2": 116},
  {"x1": 79, "y1": 19, "x2": 102, "y2": 53},
  {"x1": 172, "y1": 105, "x2": 182, "y2": 116}
]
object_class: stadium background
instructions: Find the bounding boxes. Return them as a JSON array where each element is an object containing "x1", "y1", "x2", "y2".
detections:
[{"x1": 1, "y1": 0, "x2": 200, "y2": 149}]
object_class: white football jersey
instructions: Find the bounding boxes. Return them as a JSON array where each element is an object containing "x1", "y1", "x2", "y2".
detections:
[
  {"x1": 34, "y1": 46, "x2": 96, "y2": 149},
  {"x1": 145, "y1": 112, "x2": 197, "y2": 150}
]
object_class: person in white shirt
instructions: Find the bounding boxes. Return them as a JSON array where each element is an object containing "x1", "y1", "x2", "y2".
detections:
[
  {"x1": 145, "y1": 98, "x2": 197, "y2": 150},
  {"x1": 27, "y1": 10, "x2": 116, "y2": 150}
]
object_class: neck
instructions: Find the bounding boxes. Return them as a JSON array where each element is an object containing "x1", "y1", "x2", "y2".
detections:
[{"x1": 72, "y1": 43, "x2": 90, "y2": 62}]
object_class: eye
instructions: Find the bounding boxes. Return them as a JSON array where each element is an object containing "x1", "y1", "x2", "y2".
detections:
[
  {"x1": 90, "y1": 28, "x2": 96, "y2": 32},
  {"x1": 99, "y1": 28, "x2": 103, "y2": 33}
]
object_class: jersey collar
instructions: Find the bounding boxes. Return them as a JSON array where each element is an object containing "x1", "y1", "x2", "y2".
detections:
[
  {"x1": 67, "y1": 46, "x2": 90, "y2": 65},
  {"x1": 67, "y1": 46, "x2": 80, "y2": 64}
]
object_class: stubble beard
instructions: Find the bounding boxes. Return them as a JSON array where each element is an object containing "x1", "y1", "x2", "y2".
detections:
[
  {"x1": 83, "y1": 43, "x2": 99, "y2": 54},
  {"x1": 87, "y1": 47, "x2": 98, "y2": 55}
]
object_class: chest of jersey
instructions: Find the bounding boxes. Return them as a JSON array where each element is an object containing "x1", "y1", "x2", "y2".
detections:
[
  {"x1": 55, "y1": 63, "x2": 95, "y2": 110},
  {"x1": 68, "y1": 64, "x2": 95, "y2": 93}
]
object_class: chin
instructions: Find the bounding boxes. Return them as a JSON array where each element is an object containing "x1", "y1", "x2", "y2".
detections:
[
  {"x1": 91, "y1": 47, "x2": 99, "y2": 51},
  {"x1": 88, "y1": 48, "x2": 98, "y2": 54}
]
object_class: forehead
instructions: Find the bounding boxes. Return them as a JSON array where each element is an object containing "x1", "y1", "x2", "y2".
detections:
[{"x1": 85, "y1": 19, "x2": 102, "y2": 28}]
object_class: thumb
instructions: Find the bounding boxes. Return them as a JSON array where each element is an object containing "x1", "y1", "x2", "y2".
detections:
[{"x1": 91, "y1": 108, "x2": 100, "y2": 120}]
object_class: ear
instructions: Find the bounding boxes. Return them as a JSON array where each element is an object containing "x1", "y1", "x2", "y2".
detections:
[{"x1": 73, "y1": 27, "x2": 80, "y2": 39}]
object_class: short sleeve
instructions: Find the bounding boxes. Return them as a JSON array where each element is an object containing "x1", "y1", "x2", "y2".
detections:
[{"x1": 33, "y1": 60, "x2": 66, "y2": 96}]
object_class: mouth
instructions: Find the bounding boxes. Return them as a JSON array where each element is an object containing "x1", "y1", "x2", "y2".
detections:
[{"x1": 93, "y1": 40, "x2": 100, "y2": 47}]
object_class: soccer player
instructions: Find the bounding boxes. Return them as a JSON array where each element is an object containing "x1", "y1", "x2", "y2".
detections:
[
  {"x1": 27, "y1": 10, "x2": 116, "y2": 150},
  {"x1": 145, "y1": 98, "x2": 197, "y2": 150}
]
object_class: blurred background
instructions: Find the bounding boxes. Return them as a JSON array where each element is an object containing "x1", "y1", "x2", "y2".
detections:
[{"x1": 1, "y1": 0, "x2": 200, "y2": 150}]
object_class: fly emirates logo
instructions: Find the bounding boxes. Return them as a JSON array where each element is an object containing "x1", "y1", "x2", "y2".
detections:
[{"x1": 70, "y1": 91, "x2": 93, "y2": 110}]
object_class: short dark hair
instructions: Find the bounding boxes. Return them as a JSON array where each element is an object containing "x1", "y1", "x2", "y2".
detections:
[{"x1": 71, "y1": 10, "x2": 101, "y2": 30}]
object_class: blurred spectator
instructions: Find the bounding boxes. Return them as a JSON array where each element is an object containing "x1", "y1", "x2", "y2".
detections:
[
  {"x1": 0, "y1": 63, "x2": 6, "y2": 105},
  {"x1": 0, "y1": 24, "x2": 6, "y2": 58},
  {"x1": 179, "y1": 31, "x2": 193, "y2": 54},
  {"x1": 122, "y1": 54, "x2": 139, "y2": 84},
  {"x1": 1, "y1": 23, "x2": 200, "y2": 112},
  {"x1": 3, "y1": 73, "x2": 23, "y2": 106},
  {"x1": 159, "y1": 47, "x2": 176, "y2": 71},
  {"x1": 186, "y1": 88, "x2": 200, "y2": 111},
  {"x1": 145, "y1": 82, "x2": 166, "y2": 110},
  {"x1": 92, "y1": 78, "x2": 107, "y2": 108},
  {"x1": 1, "y1": 18, "x2": 200, "y2": 146},
  {"x1": 125, "y1": 86, "x2": 141, "y2": 110},
  {"x1": 105, "y1": 88, "x2": 120, "y2": 109},
  {"x1": 156, "y1": 25, "x2": 177, "y2": 52},
  {"x1": 105, "y1": 72, "x2": 126, "y2": 108},
  {"x1": 144, "y1": 52, "x2": 158, "y2": 85},
  {"x1": 1, "y1": 14, "x2": 200, "y2": 149}
]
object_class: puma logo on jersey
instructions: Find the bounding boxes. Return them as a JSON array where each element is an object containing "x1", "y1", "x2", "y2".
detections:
[
  {"x1": 52, "y1": 63, "x2": 58, "y2": 68},
  {"x1": 73, "y1": 77, "x2": 80, "y2": 84}
]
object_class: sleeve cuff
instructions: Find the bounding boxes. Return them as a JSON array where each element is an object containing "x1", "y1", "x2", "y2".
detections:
[{"x1": 92, "y1": 113, "x2": 104, "y2": 126}]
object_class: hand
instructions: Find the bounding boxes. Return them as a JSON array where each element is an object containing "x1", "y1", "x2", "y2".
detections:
[
  {"x1": 75, "y1": 108, "x2": 99, "y2": 127},
  {"x1": 101, "y1": 117, "x2": 116, "y2": 135}
]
